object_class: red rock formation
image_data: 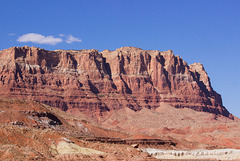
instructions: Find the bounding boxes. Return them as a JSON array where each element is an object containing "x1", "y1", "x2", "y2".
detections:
[
  {"x1": 0, "y1": 46, "x2": 233, "y2": 120},
  {"x1": 0, "y1": 98, "x2": 162, "y2": 160}
]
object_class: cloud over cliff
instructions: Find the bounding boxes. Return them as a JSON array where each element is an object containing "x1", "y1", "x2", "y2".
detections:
[{"x1": 17, "y1": 33, "x2": 82, "y2": 45}]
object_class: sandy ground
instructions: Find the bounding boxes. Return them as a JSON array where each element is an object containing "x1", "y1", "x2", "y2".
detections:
[{"x1": 53, "y1": 140, "x2": 105, "y2": 155}]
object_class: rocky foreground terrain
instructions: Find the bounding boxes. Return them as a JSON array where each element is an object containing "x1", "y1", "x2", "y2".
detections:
[{"x1": 0, "y1": 46, "x2": 239, "y2": 160}]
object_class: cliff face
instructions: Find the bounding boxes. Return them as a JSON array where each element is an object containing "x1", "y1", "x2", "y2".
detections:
[{"x1": 0, "y1": 46, "x2": 233, "y2": 119}]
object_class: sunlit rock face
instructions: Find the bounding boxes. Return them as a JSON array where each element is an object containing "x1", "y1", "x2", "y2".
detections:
[{"x1": 0, "y1": 46, "x2": 233, "y2": 119}]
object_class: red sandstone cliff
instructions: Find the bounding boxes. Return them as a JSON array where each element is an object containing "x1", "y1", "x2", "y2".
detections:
[{"x1": 0, "y1": 46, "x2": 233, "y2": 120}]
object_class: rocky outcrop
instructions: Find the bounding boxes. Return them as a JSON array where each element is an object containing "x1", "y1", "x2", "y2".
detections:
[
  {"x1": 0, "y1": 98, "x2": 159, "y2": 161},
  {"x1": 78, "y1": 136, "x2": 177, "y2": 148},
  {"x1": 0, "y1": 46, "x2": 233, "y2": 119}
]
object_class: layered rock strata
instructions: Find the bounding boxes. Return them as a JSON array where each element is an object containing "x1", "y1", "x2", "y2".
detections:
[{"x1": 0, "y1": 46, "x2": 233, "y2": 119}]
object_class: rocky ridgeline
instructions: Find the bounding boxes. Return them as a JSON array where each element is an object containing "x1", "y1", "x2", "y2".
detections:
[{"x1": 0, "y1": 46, "x2": 233, "y2": 119}]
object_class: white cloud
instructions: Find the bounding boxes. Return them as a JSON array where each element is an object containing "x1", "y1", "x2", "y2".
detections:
[
  {"x1": 17, "y1": 33, "x2": 63, "y2": 45},
  {"x1": 8, "y1": 33, "x2": 16, "y2": 36},
  {"x1": 59, "y1": 34, "x2": 65, "y2": 37},
  {"x1": 66, "y1": 35, "x2": 82, "y2": 44}
]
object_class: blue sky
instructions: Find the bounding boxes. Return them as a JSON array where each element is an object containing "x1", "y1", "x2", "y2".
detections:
[{"x1": 0, "y1": 0, "x2": 240, "y2": 117}]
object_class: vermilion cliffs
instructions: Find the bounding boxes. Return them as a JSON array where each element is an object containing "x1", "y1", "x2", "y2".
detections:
[
  {"x1": 0, "y1": 46, "x2": 233, "y2": 118},
  {"x1": 0, "y1": 46, "x2": 240, "y2": 160}
]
